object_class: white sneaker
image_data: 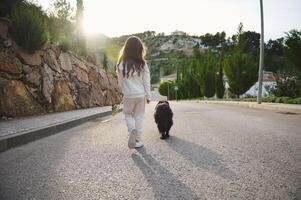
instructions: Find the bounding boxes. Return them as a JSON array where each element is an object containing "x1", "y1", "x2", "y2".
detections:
[
  {"x1": 128, "y1": 129, "x2": 138, "y2": 149},
  {"x1": 134, "y1": 141, "x2": 144, "y2": 148},
  {"x1": 136, "y1": 133, "x2": 142, "y2": 143}
]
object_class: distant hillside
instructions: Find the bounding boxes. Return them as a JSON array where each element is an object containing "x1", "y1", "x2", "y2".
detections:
[
  {"x1": 87, "y1": 31, "x2": 208, "y2": 83},
  {"x1": 110, "y1": 31, "x2": 204, "y2": 59},
  {"x1": 86, "y1": 33, "x2": 121, "y2": 74},
  {"x1": 86, "y1": 33, "x2": 110, "y2": 50}
]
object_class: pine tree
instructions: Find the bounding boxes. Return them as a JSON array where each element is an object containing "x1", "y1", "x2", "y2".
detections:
[
  {"x1": 76, "y1": 0, "x2": 86, "y2": 56},
  {"x1": 201, "y1": 49, "x2": 216, "y2": 98},
  {"x1": 216, "y1": 45, "x2": 225, "y2": 99},
  {"x1": 224, "y1": 23, "x2": 258, "y2": 97},
  {"x1": 103, "y1": 53, "x2": 108, "y2": 72}
]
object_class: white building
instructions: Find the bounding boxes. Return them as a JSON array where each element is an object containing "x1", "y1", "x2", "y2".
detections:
[
  {"x1": 171, "y1": 30, "x2": 186, "y2": 36},
  {"x1": 242, "y1": 71, "x2": 276, "y2": 97},
  {"x1": 160, "y1": 73, "x2": 177, "y2": 82}
]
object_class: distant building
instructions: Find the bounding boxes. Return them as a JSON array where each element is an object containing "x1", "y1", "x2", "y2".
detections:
[
  {"x1": 224, "y1": 71, "x2": 277, "y2": 97},
  {"x1": 171, "y1": 30, "x2": 186, "y2": 36},
  {"x1": 160, "y1": 73, "x2": 177, "y2": 83},
  {"x1": 243, "y1": 71, "x2": 277, "y2": 97},
  {"x1": 183, "y1": 48, "x2": 206, "y2": 57}
]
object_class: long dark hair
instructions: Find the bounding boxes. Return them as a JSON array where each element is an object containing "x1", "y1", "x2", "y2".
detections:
[{"x1": 117, "y1": 36, "x2": 146, "y2": 78}]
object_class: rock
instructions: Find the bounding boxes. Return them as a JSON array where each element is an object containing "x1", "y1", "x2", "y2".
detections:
[
  {"x1": 25, "y1": 85, "x2": 39, "y2": 99},
  {"x1": 0, "y1": 71, "x2": 22, "y2": 79},
  {"x1": 0, "y1": 18, "x2": 9, "y2": 40},
  {"x1": 0, "y1": 51, "x2": 22, "y2": 79},
  {"x1": 0, "y1": 77, "x2": 45, "y2": 117},
  {"x1": 24, "y1": 68, "x2": 41, "y2": 87},
  {"x1": 22, "y1": 65, "x2": 32, "y2": 74},
  {"x1": 105, "y1": 89, "x2": 120, "y2": 105},
  {"x1": 76, "y1": 86, "x2": 92, "y2": 108},
  {"x1": 0, "y1": 51, "x2": 22, "y2": 74},
  {"x1": 41, "y1": 63, "x2": 54, "y2": 103},
  {"x1": 68, "y1": 74, "x2": 79, "y2": 91},
  {"x1": 88, "y1": 67, "x2": 99, "y2": 83},
  {"x1": 86, "y1": 52, "x2": 97, "y2": 65},
  {"x1": 108, "y1": 74, "x2": 120, "y2": 92},
  {"x1": 59, "y1": 52, "x2": 72, "y2": 71},
  {"x1": 52, "y1": 80, "x2": 75, "y2": 112},
  {"x1": 98, "y1": 68, "x2": 110, "y2": 89},
  {"x1": 74, "y1": 65, "x2": 89, "y2": 84},
  {"x1": 16, "y1": 46, "x2": 42, "y2": 66},
  {"x1": 44, "y1": 49, "x2": 61, "y2": 73},
  {"x1": 90, "y1": 83, "x2": 106, "y2": 106},
  {"x1": 72, "y1": 56, "x2": 88, "y2": 72},
  {"x1": 0, "y1": 32, "x2": 121, "y2": 116},
  {"x1": 3, "y1": 38, "x2": 12, "y2": 48},
  {"x1": 49, "y1": 43, "x2": 61, "y2": 58}
]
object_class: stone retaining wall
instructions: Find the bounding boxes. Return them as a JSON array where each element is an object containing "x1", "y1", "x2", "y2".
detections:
[{"x1": 0, "y1": 18, "x2": 122, "y2": 118}]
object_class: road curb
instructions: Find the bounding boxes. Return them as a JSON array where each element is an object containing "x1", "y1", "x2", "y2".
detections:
[
  {"x1": 0, "y1": 110, "x2": 113, "y2": 153},
  {"x1": 197, "y1": 100, "x2": 301, "y2": 114}
]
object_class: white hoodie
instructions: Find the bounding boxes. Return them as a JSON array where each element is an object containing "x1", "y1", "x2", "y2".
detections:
[{"x1": 117, "y1": 61, "x2": 151, "y2": 100}]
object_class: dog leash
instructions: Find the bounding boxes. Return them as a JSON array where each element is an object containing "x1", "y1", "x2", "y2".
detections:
[
  {"x1": 112, "y1": 99, "x2": 123, "y2": 116},
  {"x1": 99, "y1": 99, "x2": 123, "y2": 124}
]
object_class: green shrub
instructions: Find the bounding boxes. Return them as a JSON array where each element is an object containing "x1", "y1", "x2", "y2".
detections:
[
  {"x1": 263, "y1": 96, "x2": 277, "y2": 103},
  {"x1": 293, "y1": 97, "x2": 301, "y2": 104},
  {"x1": 274, "y1": 97, "x2": 281, "y2": 103},
  {"x1": 59, "y1": 37, "x2": 72, "y2": 52},
  {"x1": 280, "y1": 97, "x2": 292, "y2": 104},
  {"x1": 272, "y1": 72, "x2": 301, "y2": 98},
  {"x1": 239, "y1": 95, "x2": 301, "y2": 104},
  {"x1": 274, "y1": 96, "x2": 289, "y2": 103},
  {"x1": 10, "y1": 2, "x2": 47, "y2": 53},
  {"x1": 158, "y1": 81, "x2": 176, "y2": 100},
  {"x1": 0, "y1": 0, "x2": 23, "y2": 17}
]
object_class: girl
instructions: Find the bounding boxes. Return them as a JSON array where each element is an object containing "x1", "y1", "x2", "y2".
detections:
[{"x1": 116, "y1": 36, "x2": 151, "y2": 149}]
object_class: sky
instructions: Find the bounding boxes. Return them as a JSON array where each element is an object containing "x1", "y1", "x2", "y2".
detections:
[{"x1": 36, "y1": 0, "x2": 301, "y2": 40}]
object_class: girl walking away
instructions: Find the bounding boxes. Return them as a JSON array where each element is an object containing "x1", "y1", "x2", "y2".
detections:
[{"x1": 116, "y1": 36, "x2": 151, "y2": 149}]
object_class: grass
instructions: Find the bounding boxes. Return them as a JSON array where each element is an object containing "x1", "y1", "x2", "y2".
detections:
[{"x1": 177, "y1": 96, "x2": 301, "y2": 105}]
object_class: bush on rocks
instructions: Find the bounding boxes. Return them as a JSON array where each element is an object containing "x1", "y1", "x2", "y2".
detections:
[{"x1": 10, "y1": 2, "x2": 47, "y2": 53}]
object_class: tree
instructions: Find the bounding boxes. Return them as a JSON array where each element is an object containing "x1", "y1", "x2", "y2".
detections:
[
  {"x1": 201, "y1": 49, "x2": 216, "y2": 98},
  {"x1": 75, "y1": 0, "x2": 86, "y2": 56},
  {"x1": 193, "y1": 46, "x2": 201, "y2": 60},
  {"x1": 240, "y1": 31, "x2": 260, "y2": 55},
  {"x1": 284, "y1": 29, "x2": 301, "y2": 72},
  {"x1": 200, "y1": 33, "x2": 213, "y2": 47},
  {"x1": 103, "y1": 53, "x2": 108, "y2": 72},
  {"x1": 48, "y1": 0, "x2": 73, "y2": 43},
  {"x1": 50, "y1": 0, "x2": 73, "y2": 20},
  {"x1": 216, "y1": 49, "x2": 225, "y2": 98},
  {"x1": 224, "y1": 50, "x2": 258, "y2": 96},
  {"x1": 0, "y1": 0, "x2": 23, "y2": 17},
  {"x1": 176, "y1": 58, "x2": 202, "y2": 99},
  {"x1": 265, "y1": 38, "x2": 285, "y2": 72},
  {"x1": 223, "y1": 23, "x2": 259, "y2": 97},
  {"x1": 267, "y1": 30, "x2": 301, "y2": 98}
]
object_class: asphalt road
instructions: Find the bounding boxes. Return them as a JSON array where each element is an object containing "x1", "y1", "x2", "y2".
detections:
[{"x1": 0, "y1": 102, "x2": 301, "y2": 200}]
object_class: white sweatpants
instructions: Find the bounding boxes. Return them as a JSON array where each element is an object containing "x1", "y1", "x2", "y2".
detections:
[{"x1": 123, "y1": 97, "x2": 145, "y2": 136}]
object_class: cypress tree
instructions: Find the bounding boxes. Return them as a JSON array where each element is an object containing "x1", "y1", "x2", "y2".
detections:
[{"x1": 216, "y1": 49, "x2": 225, "y2": 98}]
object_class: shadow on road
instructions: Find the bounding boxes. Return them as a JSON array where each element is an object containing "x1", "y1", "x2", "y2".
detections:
[
  {"x1": 165, "y1": 136, "x2": 236, "y2": 181},
  {"x1": 132, "y1": 148, "x2": 203, "y2": 200}
]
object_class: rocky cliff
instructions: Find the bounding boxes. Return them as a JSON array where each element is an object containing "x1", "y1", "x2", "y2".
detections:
[{"x1": 0, "y1": 18, "x2": 122, "y2": 118}]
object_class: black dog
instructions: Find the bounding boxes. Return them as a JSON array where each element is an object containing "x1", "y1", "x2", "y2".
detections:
[{"x1": 154, "y1": 100, "x2": 173, "y2": 139}]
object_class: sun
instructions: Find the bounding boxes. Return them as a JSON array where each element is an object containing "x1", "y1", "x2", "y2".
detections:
[{"x1": 83, "y1": 18, "x2": 99, "y2": 35}]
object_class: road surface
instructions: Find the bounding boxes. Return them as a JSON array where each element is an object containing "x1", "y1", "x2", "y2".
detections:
[{"x1": 0, "y1": 102, "x2": 300, "y2": 200}]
